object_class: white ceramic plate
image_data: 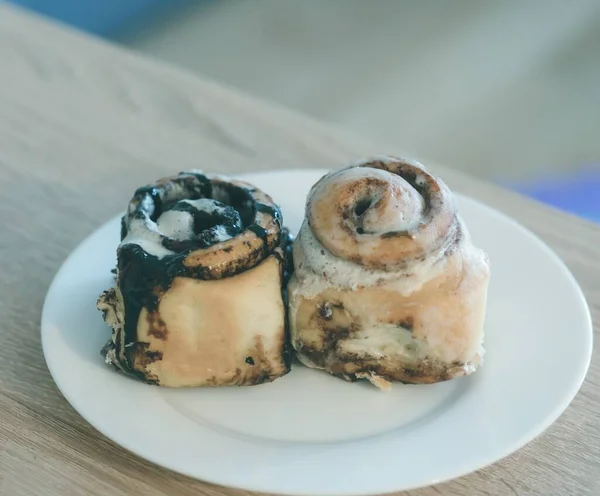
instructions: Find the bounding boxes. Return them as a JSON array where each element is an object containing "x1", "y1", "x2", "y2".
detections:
[{"x1": 42, "y1": 169, "x2": 592, "y2": 495}]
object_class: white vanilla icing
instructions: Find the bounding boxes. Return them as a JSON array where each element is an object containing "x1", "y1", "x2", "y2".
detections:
[
  {"x1": 156, "y1": 210, "x2": 194, "y2": 240},
  {"x1": 292, "y1": 220, "x2": 447, "y2": 297},
  {"x1": 291, "y1": 157, "x2": 486, "y2": 300},
  {"x1": 182, "y1": 198, "x2": 228, "y2": 212},
  {"x1": 120, "y1": 217, "x2": 175, "y2": 258},
  {"x1": 120, "y1": 196, "x2": 234, "y2": 258},
  {"x1": 212, "y1": 225, "x2": 235, "y2": 242}
]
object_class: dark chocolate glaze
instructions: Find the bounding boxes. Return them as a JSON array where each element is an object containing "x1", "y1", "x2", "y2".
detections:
[
  {"x1": 247, "y1": 224, "x2": 269, "y2": 256},
  {"x1": 117, "y1": 245, "x2": 172, "y2": 364},
  {"x1": 161, "y1": 200, "x2": 243, "y2": 252},
  {"x1": 280, "y1": 227, "x2": 295, "y2": 369},
  {"x1": 120, "y1": 217, "x2": 127, "y2": 241},
  {"x1": 107, "y1": 171, "x2": 290, "y2": 379},
  {"x1": 255, "y1": 202, "x2": 282, "y2": 224},
  {"x1": 281, "y1": 228, "x2": 295, "y2": 287},
  {"x1": 134, "y1": 185, "x2": 164, "y2": 222}
]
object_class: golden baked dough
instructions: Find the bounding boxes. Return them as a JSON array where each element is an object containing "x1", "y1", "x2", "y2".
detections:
[
  {"x1": 98, "y1": 171, "x2": 292, "y2": 387},
  {"x1": 288, "y1": 157, "x2": 490, "y2": 390}
]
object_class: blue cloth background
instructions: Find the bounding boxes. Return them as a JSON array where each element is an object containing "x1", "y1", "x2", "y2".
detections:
[
  {"x1": 7, "y1": 0, "x2": 190, "y2": 37},
  {"x1": 511, "y1": 169, "x2": 600, "y2": 223}
]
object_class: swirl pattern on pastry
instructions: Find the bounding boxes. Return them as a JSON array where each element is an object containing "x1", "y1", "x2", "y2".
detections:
[
  {"x1": 120, "y1": 171, "x2": 282, "y2": 279},
  {"x1": 307, "y1": 159, "x2": 456, "y2": 270}
]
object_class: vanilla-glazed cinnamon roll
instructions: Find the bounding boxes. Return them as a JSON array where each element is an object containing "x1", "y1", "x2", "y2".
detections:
[
  {"x1": 288, "y1": 157, "x2": 490, "y2": 390},
  {"x1": 98, "y1": 171, "x2": 292, "y2": 387}
]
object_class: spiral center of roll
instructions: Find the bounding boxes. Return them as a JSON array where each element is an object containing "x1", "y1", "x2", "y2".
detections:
[
  {"x1": 306, "y1": 159, "x2": 457, "y2": 270},
  {"x1": 354, "y1": 173, "x2": 425, "y2": 235}
]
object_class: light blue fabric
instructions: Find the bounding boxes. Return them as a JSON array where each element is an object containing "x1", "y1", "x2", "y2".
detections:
[
  {"x1": 510, "y1": 169, "x2": 600, "y2": 223},
  {"x1": 7, "y1": 0, "x2": 190, "y2": 37}
]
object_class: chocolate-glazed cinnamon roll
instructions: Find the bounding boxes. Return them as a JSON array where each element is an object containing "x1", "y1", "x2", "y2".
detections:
[
  {"x1": 97, "y1": 171, "x2": 292, "y2": 387},
  {"x1": 288, "y1": 157, "x2": 490, "y2": 390}
]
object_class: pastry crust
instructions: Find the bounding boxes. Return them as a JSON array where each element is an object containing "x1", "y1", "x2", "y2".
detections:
[
  {"x1": 288, "y1": 157, "x2": 490, "y2": 389},
  {"x1": 99, "y1": 253, "x2": 288, "y2": 387},
  {"x1": 98, "y1": 171, "x2": 292, "y2": 387}
]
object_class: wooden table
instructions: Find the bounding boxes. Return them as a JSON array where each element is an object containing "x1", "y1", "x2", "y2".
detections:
[{"x1": 1, "y1": 5, "x2": 598, "y2": 496}]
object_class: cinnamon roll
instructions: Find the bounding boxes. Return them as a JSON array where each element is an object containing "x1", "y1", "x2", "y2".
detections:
[
  {"x1": 97, "y1": 171, "x2": 292, "y2": 387},
  {"x1": 288, "y1": 157, "x2": 490, "y2": 390}
]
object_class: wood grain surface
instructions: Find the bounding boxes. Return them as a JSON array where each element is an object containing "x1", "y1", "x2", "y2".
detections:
[{"x1": 0, "y1": 5, "x2": 598, "y2": 496}]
